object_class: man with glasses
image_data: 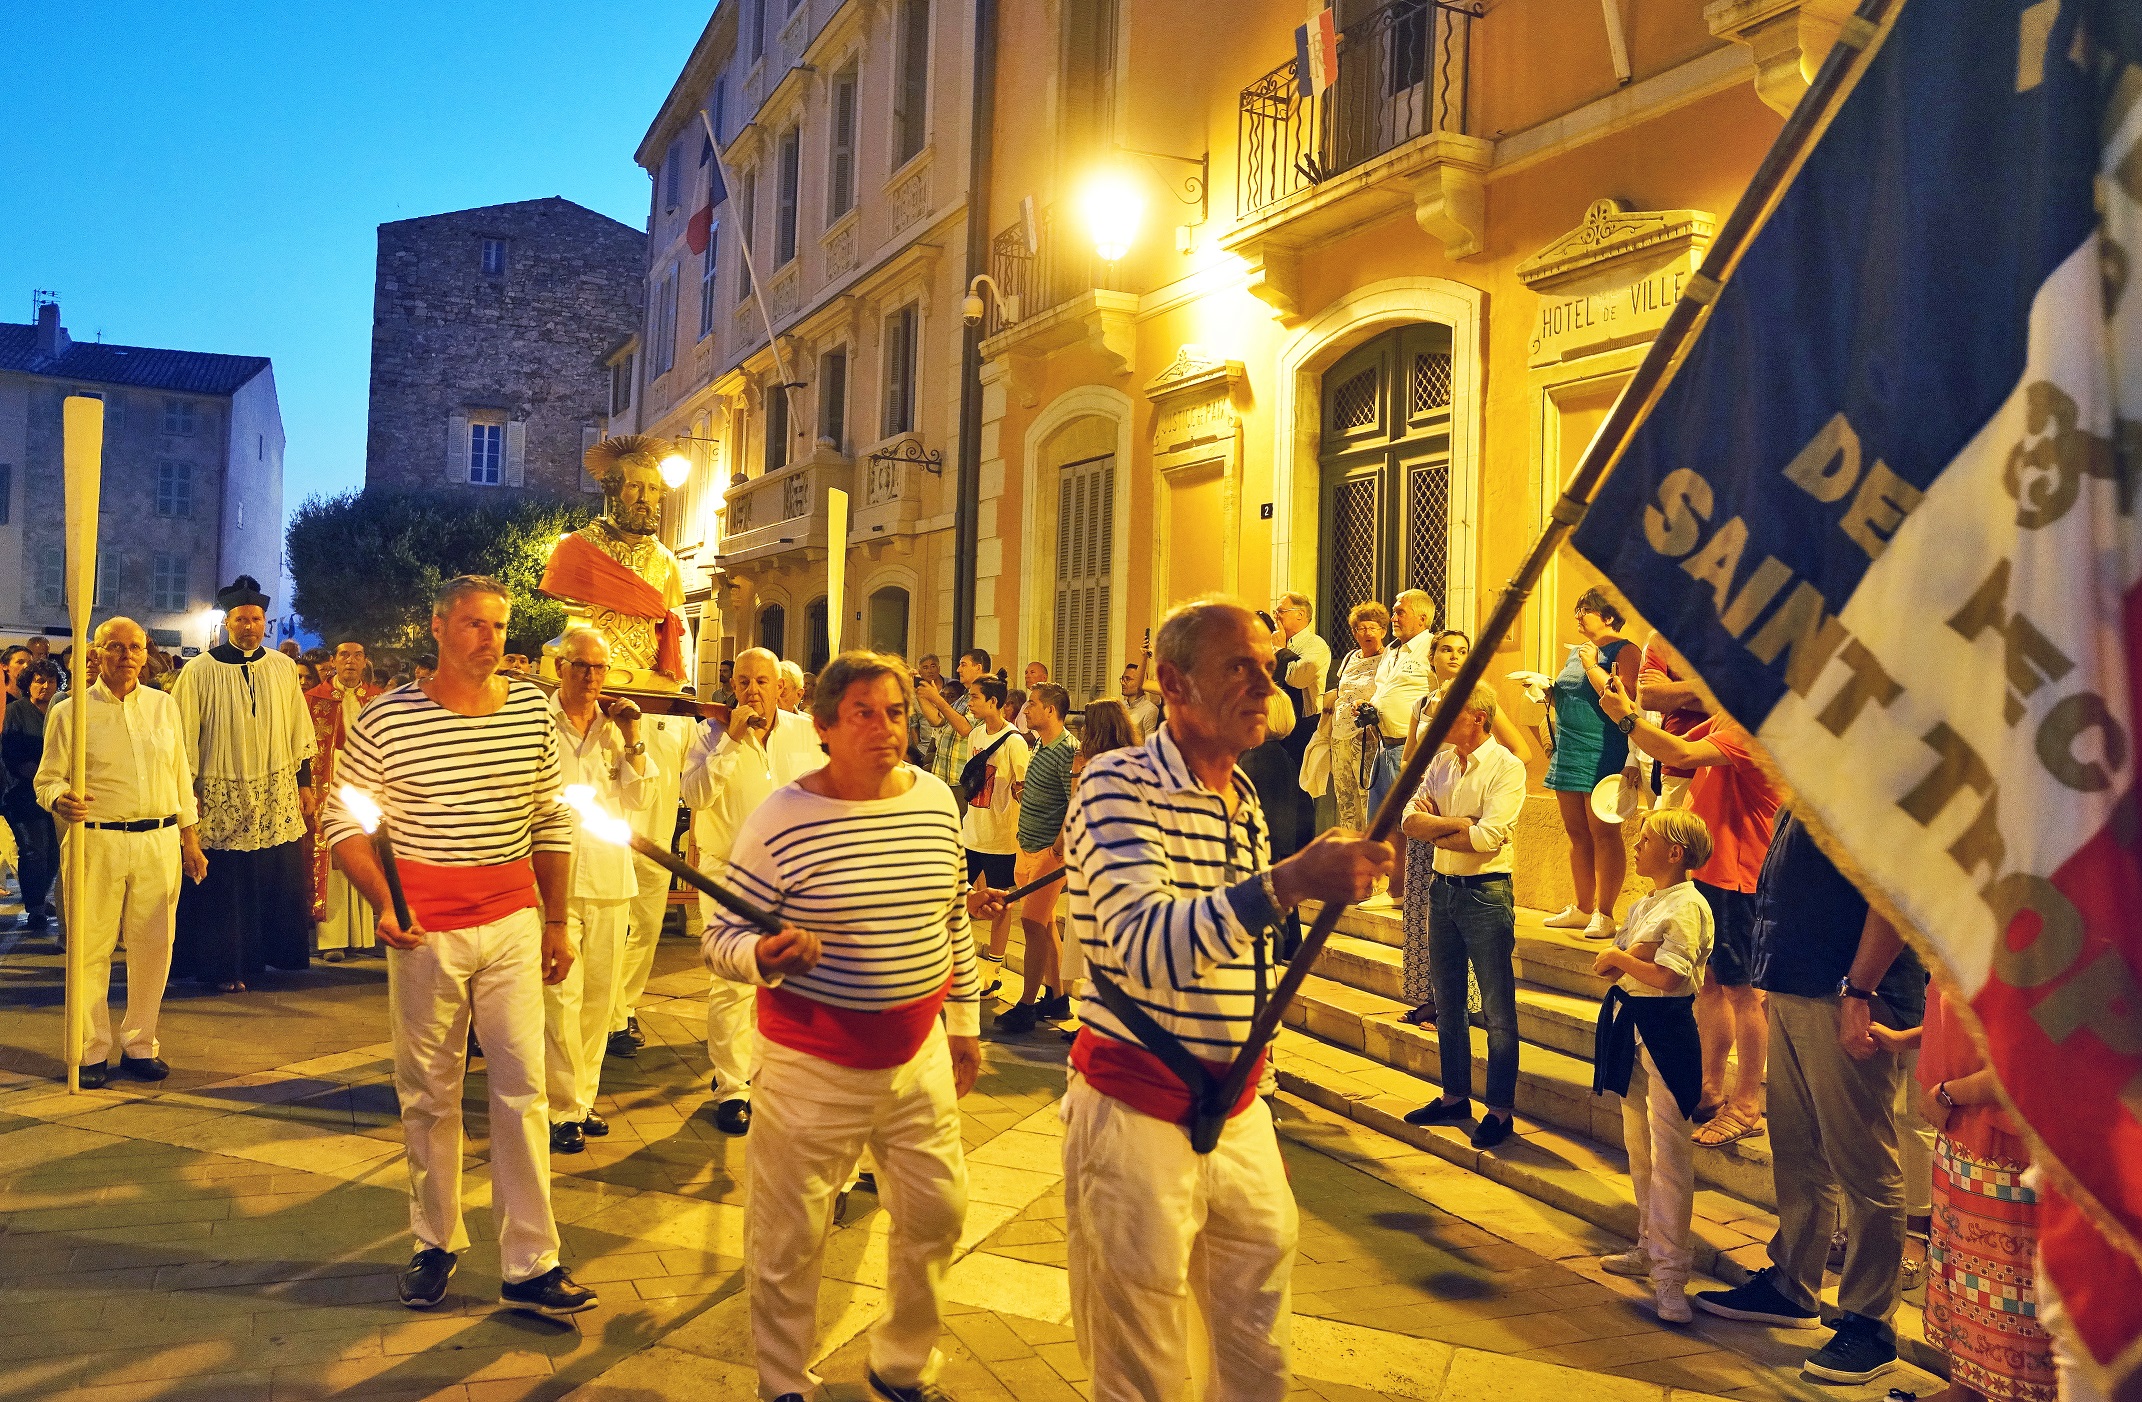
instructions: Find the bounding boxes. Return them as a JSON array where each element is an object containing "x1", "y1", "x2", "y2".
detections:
[
  {"x1": 542, "y1": 629, "x2": 653, "y2": 1154},
  {"x1": 37, "y1": 618, "x2": 210, "y2": 1086}
]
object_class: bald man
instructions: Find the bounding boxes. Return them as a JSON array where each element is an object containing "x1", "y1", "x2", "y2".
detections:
[{"x1": 681, "y1": 647, "x2": 825, "y2": 1133}]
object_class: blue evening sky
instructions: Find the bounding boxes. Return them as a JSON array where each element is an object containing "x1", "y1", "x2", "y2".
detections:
[{"x1": 2, "y1": 2, "x2": 707, "y2": 509}]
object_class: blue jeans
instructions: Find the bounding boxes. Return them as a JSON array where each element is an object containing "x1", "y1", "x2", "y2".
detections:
[
  {"x1": 1365, "y1": 737, "x2": 1406, "y2": 824},
  {"x1": 1428, "y1": 874, "x2": 1520, "y2": 1110}
]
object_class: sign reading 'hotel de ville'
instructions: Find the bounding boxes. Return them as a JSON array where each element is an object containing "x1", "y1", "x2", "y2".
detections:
[{"x1": 1518, "y1": 199, "x2": 1716, "y2": 367}]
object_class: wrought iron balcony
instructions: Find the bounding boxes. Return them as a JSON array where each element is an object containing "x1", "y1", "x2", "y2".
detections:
[
  {"x1": 1238, "y1": 0, "x2": 1475, "y2": 219},
  {"x1": 983, "y1": 203, "x2": 1120, "y2": 340}
]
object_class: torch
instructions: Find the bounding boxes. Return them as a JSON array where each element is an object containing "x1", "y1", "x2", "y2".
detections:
[
  {"x1": 337, "y1": 786, "x2": 411, "y2": 933},
  {"x1": 61, "y1": 395, "x2": 102, "y2": 1093},
  {"x1": 559, "y1": 785, "x2": 783, "y2": 934}
]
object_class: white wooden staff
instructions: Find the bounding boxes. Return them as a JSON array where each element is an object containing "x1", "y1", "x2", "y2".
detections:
[
  {"x1": 60, "y1": 395, "x2": 104, "y2": 1094},
  {"x1": 825, "y1": 488, "x2": 848, "y2": 655}
]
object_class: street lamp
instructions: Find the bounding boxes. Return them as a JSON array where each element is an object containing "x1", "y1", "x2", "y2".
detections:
[
  {"x1": 658, "y1": 453, "x2": 693, "y2": 490},
  {"x1": 1081, "y1": 169, "x2": 1144, "y2": 264}
]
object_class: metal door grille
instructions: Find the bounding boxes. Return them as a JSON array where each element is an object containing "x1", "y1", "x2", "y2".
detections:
[
  {"x1": 1411, "y1": 352, "x2": 1452, "y2": 416},
  {"x1": 1331, "y1": 367, "x2": 1378, "y2": 431},
  {"x1": 1325, "y1": 474, "x2": 1381, "y2": 654},
  {"x1": 1407, "y1": 461, "x2": 1450, "y2": 621},
  {"x1": 1054, "y1": 456, "x2": 1115, "y2": 706}
]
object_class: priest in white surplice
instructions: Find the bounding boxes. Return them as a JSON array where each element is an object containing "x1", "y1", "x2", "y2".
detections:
[{"x1": 171, "y1": 576, "x2": 318, "y2": 990}]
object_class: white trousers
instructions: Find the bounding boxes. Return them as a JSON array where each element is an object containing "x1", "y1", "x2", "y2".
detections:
[
  {"x1": 388, "y1": 907, "x2": 560, "y2": 1283},
  {"x1": 315, "y1": 865, "x2": 377, "y2": 951},
  {"x1": 543, "y1": 897, "x2": 629, "y2": 1125},
  {"x1": 1062, "y1": 1073, "x2": 1298, "y2": 1402},
  {"x1": 1621, "y1": 1037, "x2": 1696, "y2": 1289},
  {"x1": 701, "y1": 891, "x2": 758, "y2": 1101},
  {"x1": 610, "y1": 852, "x2": 672, "y2": 1032},
  {"x1": 62, "y1": 827, "x2": 180, "y2": 1066},
  {"x1": 747, "y1": 1023, "x2": 968, "y2": 1400}
]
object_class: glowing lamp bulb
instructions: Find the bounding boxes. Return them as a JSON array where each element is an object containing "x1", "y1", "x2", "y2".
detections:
[
  {"x1": 339, "y1": 785, "x2": 382, "y2": 835},
  {"x1": 658, "y1": 453, "x2": 692, "y2": 490},
  {"x1": 560, "y1": 784, "x2": 634, "y2": 847},
  {"x1": 1082, "y1": 170, "x2": 1144, "y2": 264}
]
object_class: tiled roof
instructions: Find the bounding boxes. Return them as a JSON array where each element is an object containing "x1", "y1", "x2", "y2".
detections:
[{"x1": 0, "y1": 323, "x2": 272, "y2": 396}]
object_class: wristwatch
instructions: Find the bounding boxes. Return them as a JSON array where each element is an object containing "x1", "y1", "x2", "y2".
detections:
[
  {"x1": 1935, "y1": 1081, "x2": 1957, "y2": 1110},
  {"x1": 1836, "y1": 975, "x2": 1876, "y2": 1001},
  {"x1": 623, "y1": 741, "x2": 647, "y2": 757},
  {"x1": 1614, "y1": 714, "x2": 1637, "y2": 735}
]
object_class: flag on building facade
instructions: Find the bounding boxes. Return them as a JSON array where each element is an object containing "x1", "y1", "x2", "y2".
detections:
[
  {"x1": 1569, "y1": 0, "x2": 2141, "y2": 1386},
  {"x1": 1020, "y1": 194, "x2": 1039, "y2": 257},
  {"x1": 1295, "y1": 5, "x2": 1336, "y2": 98}
]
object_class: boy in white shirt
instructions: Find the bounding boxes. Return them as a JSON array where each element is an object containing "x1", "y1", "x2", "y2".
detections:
[
  {"x1": 1590, "y1": 807, "x2": 1715, "y2": 1323},
  {"x1": 958, "y1": 676, "x2": 1029, "y2": 974}
]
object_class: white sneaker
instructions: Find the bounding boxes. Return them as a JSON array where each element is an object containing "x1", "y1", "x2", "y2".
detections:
[
  {"x1": 1655, "y1": 1282, "x2": 1693, "y2": 1324},
  {"x1": 1543, "y1": 905, "x2": 1590, "y2": 929},
  {"x1": 1583, "y1": 912, "x2": 1618, "y2": 940},
  {"x1": 1601, "y1": 1250, "x2": 1651, "y2": 1279}
]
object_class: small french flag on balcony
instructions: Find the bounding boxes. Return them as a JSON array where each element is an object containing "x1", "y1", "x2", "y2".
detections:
[{"x1": 1295, "y1": 6, "x2": 1336, "y2": 97}]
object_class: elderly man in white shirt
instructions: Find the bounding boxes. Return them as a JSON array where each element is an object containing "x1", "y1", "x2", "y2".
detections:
[
  {"x1": 681, "y1": 645, "x2": 824, "y2": 1135},
  {"x1": 1273, "y1": 591, "x2": 1331, "y2": 710},
  {"x1": 1398, "y1": 681, "x2": 1527, "y2": 1150},
  {"x1": 1359, "y1": 589, "x2": 1439, "y2": 907},
  {"x1": 543, "y1": 629, "x2": 653, "y2": 1154},
  {"x1": 607, "y1": 703, "x2": 692, "y2": 1058},
  {"x1": 37, "y1": 618, "x2": 210, "y2": 1087}
]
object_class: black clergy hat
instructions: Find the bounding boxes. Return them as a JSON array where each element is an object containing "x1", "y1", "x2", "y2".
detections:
[{"x1": 216, "y1": 575, "x2": 270, "y2": 611}]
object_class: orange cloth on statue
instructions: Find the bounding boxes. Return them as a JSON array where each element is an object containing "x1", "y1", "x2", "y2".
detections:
[{"x1": 540, "y1": 532, "x2": 685, "y2": 678}]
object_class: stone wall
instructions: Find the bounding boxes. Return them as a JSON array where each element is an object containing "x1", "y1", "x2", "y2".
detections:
[{"x1": 364, "y1": 197, "x2": 645, "y2": 500}]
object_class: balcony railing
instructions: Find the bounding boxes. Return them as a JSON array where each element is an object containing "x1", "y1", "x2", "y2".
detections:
[
  {"x1": 1238, "y1": 0, "x2": 1473, "y2": 219},
  {"x1": 984, "y1": 203, "x2": 1121, "y2": 339}
]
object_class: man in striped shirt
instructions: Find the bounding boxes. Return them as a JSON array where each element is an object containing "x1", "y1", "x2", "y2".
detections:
[
  {"x1": 703, "y1": 650, "x2": 980, "y2": 1402},
  {"x1": 322, "y1": 575, "x2": 597, "y2": 1318},
  {"x1": 1062, "y1": 599, "x2": 1390, "y2": 1400}
]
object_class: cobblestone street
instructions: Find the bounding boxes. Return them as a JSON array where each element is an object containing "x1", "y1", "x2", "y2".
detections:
[{"x1": 0, "y1": 917, "x2": 1932, "y2": 1401}]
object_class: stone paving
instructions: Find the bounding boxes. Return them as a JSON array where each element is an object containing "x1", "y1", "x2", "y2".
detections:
[{"x1": 0, "y1": 915, "x2": 1934, "y2": 1401}]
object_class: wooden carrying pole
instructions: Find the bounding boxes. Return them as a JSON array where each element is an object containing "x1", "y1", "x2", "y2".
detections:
[
  {"x1": 825, "y1": 488, "x2": 849, "y2": 655},
  {"x1": 60, "y1": 395, "x2": 104, "y2": 1094},
  {"x1": 1194, "y1": 0, "x2": 1899, "y2": 1147}
]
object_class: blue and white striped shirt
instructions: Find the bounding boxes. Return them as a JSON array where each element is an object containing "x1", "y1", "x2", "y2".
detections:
[{"x1": 1066, "y1": 726, "x2": 1285, "y2": 1059}]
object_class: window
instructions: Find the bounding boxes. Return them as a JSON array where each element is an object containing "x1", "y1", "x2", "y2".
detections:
[
  {"x1": 35, "y1": 547, "x2": 61, "y2": 608},
  {"x1": 0, "y1": 463, "x2": 11, "y2": 526},
  {"x1": 736, "y1": 170, "x2": 758, "y2": 302},
  {"x1": 699, "y1": 225, "x2": 721, "y2": 338},
  {"x1": 766, "y1": 384, "x2": 791, "y2": 473},
  {"x1": 818, "y1": 348, "x2": 847, "y2": 450},
  {"x1": 162, "y1": 397, "x2": 195, "y2": 435},
  {"x1": 469, "y1": 422, "x2": 503, "y2": 485},
  {"x1": 1064, "y1": 0, "x2": 1120, "y2": 154},
  {"x1": 748, "y1": 0, "x2": 766, "y2": 61},
  {"x1": 893, "y1": 0, "x2": 931, "y2": 167},
  {"x1": 882, "y1": 304, "x2": 918, "y2": 437},
  {"x1": 827, "y1": 65, "x2": 859, "y2": 222},
  {"x1": 650, "y1": 269, "x2": 679, "y2": 375},
  {"x1": 95, "y1": 557, "x2": 118, "y2": 611},
  {"x1": 611, "y1": 355, "x2": 635, "y2": 416},
  {"x1": 156, "y1": 460, "x2": 193, "y2": 519},
  {"x1": 481, "y1": 238, "x2": 507, "y2": 275},
  {"x1": 152, "y1": 553, "x2": 187, "y2": 612},
  {"x1": 711, "y1": 79, "x2": 728, "y2": 144},
  {"x1": 758, "y1": 603, "x2": 785, "y2": 655},
  {"x1": 664, "y1": 139, "x2": 683, "y2": 211},
  {"x1": 775, "y1": 126, "x2": 801, "y2": 265},
  {"x1": 1054, "y1": 453, "x2": 1117, "y2": 704}
]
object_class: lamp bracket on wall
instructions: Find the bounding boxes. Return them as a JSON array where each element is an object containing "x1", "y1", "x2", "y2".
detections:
[
  {"x1": 1116, "y1": 146, "x2": 1210, "y2": 226},
  {"x1": 867, "y1": 439, "x2": 944, "y2": 476}
]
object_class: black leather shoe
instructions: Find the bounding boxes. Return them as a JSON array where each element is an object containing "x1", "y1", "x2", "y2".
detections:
[
  {"x1": 869, "y1": 1368, "x2": 956, "y2": 1401},
  {"x1": 1402, "y1": 1097, "x2": 1470, "y2": 1126},
  {"x1": 995, "y1": 1002, "x2": 1039, "y2": 1035},
  {"x1": 499, "y1": 1265, "x2": 597, "y2": 1316},
  {"x1": 399, "y1": 1247, "x2": 456, "y2": 1308},
  {"x1": 1470, "y1": 1112, "x2": 1515, "y2": 1149},
  {"x1": 624, "y1": 1015, "x2": 646, "y2": 1048},
  {"x1": 605, "y1": 1029, "x2": 638, "y2": 1059},
  {"x1": 75, "y1": 1062, "x2": 109, "y2": 1089},
  {"x1": 118, "y1": 1055, "x2": 170, "y2": 1081},
  {"x1": 1036, "y1": 992, "x2": 1073, "y2": 1021},
  {"x1": 467, "y1": 1030, "x2": 483, "y2": 1060},
  {"x1": 581, "y1": 1112, "x2": 609, "y2": 1137},
  {"x1": 713, "y1": 1098, "x2": 751, "y2": 1135},
  {"x1": 550, "y1": 1120, "x2": 586, "y2": 1154}
]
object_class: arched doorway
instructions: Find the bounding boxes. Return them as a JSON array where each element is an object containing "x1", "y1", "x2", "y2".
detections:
[
  {"x1": 1317, "y1": 322, "x2": 1453, "y2": 655},
  {"x1": 868, "y1": 586, "x2": 910, "y2": 656},
  {"x1": 805, "y1": 597, "x2": 830, "y2": 672},
  {"x1": 758, "y1": 603, "x2": 787, "y2": 657}
]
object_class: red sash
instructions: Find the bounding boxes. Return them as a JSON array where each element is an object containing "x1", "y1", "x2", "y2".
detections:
[
  {"x1": 398, "y1": 858, "x2": 538, "y2": 934},
  {"x1": 539, "y1": 533, "x2": 686, "y2": 678},
  {"x1": 757, "y1": 978, "x2": 951, "y2": 1070},
  {"x1": 1070, "y1": 1027, "x2": 1265, "y2": 1126}
]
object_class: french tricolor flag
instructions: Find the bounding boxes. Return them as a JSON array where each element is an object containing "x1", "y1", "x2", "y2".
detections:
[
  {"x1": 1294, "y1": 5, "x2": 1336, "y2": 98},
  {"x1": 1574, "y1": 0, "x2": 2142, "y2": 1386}
]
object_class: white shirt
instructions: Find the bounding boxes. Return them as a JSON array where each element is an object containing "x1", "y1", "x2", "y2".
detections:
[
  {"x1": 1123, "y1": 693, "x2": 1161, "y2": 741},
  {"x1": 170, "y1": 646, "x2": 317, "y2": 851},
  {"x1": 628, "y1": 711, "x2": 692, "y2": 851},
  {"x1": 1409, "y1": 737, "x2": 1525, "y2": 877},
  {"x1": 1282, "y1": 627, "x2": 1331, "y2": 708},
  {"x1": 1615, "y1": 881, "x2": 1714, "y2": 998},
  {"x1": 36, "y1": 680, "x2": 199, "y2": 828},
  {"x1": 1370, "y1": 629, "x2": 1437, "y2": 740},
  {"x1": 550, "y1": 698, "x2": 653, "y2": 901},
  {"x1": 958, "y1": 721, "x2": 1029, "y2": 855},
  {"x1": 681, "y1": 706, "x2": 824, "y2": 866}
]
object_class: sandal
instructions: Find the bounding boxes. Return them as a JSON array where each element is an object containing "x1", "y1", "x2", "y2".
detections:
[{"x1": 1691, "y1": 1105, "x2": 1763, "y2": 1147}]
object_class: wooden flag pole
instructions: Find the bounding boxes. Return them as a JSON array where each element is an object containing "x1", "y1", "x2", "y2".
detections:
[
  {"x1": 1193, "y1": 0, "x2": 1902, "y2": 1148},
  {"x1": 825, "y1": 488, "x2": 849, "y2": 655},
  {"x1": 60, "y1": 395, "x2": 105, "y2": 1094}
]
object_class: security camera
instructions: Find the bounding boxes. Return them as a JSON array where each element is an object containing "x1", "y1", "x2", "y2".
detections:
[{"x1": 962, "y1": 292, "x2": 985, "y2": 326}]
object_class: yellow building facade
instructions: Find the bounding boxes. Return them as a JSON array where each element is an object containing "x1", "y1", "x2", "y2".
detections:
[{"x1": 974, "y1": 0, "x2": 1850, "y2": 906}]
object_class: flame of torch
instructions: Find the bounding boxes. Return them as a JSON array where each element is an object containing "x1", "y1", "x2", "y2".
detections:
[
  {"x1": 339, "y1": 784, "x2": 412, "y2": 932},
  {"x1": 558, "y1": 784, "x2": 783, "y2": 934}
]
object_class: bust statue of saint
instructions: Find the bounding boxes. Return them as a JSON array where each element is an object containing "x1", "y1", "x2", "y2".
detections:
[{"x1": 539, "y1": 434, "x2": 688, "y2": 691}]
